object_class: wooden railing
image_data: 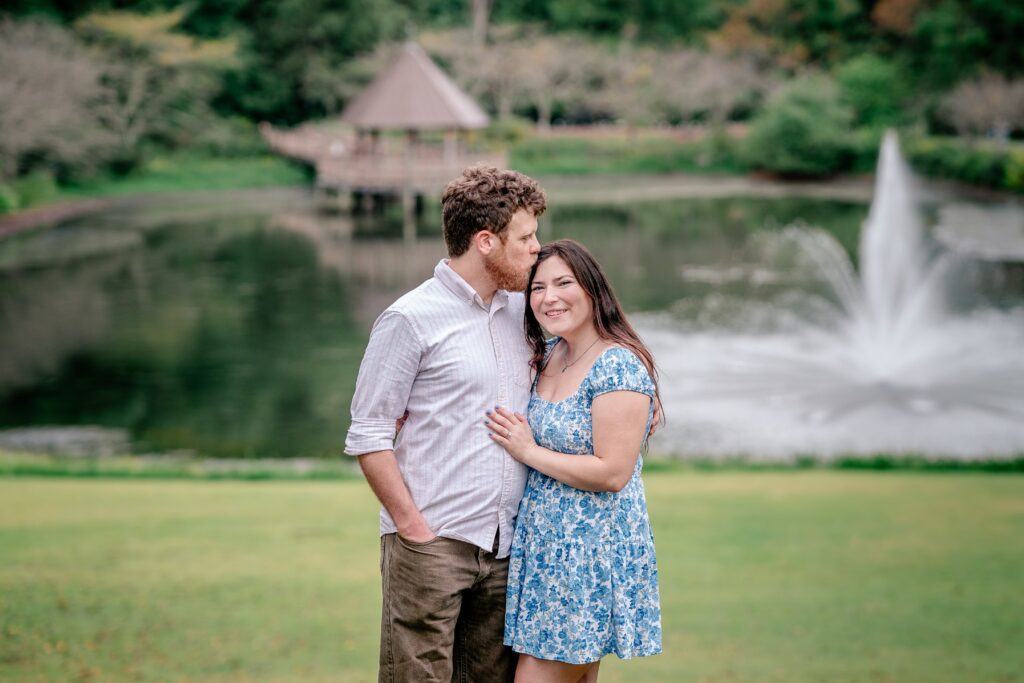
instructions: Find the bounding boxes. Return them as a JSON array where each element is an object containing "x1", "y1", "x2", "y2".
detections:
[
  {"x1": 260, "y1": 123, "x2": 506, "y2": 194},
  {"x1": 316, "y1": 149, "x2": 508, "y2": 193}
]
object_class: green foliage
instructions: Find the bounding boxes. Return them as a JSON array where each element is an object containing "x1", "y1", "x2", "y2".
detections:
[
  {"x1": 908, "y1": 0, "x2": 1024, "y2": 90},
  {"x1": 743, "y1": 77, "x2": 855, "y2": 176},
  {"x1": 835, "y1": 54, "x2": 905, "y2": 130},
  {"x1": 495, "y1": 0, "x2": 726, "y2": 42},
  {"x1": 482, "y1": 117, "x2": 534, "y2": 147},
  {"x1": 12, "y1": 170, "x2": 59, "y2": 208},
  {"x1": 1006, "y1": 149, "x2": 1024, "y2": 192},
  {"x1": 905, "y1": 136, "x2": 1024, "y2": 193},
  {"x1": 187, "y1": 115, "x2": 269, "y2": 157},
  {"x1": 0, "y1": 451, "x2": 359, "y2": 479},
  {"x1": 220, "y1": 0, "x2": 411, "y2": 124},
  {"x1": 3, "y1": 2, "x2": 1023, "y2": 192},
  {"x1": 510, "y1": 134, "x2": 746, "y2": 176},
  {"x1": 0, "y1": 184, "x2": 20, "y2": 214},
  {"x1": 56, "y1": 154, "x2": 309, "y2": 199}
]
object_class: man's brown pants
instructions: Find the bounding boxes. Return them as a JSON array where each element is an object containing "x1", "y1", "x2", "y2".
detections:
[{"x1": 378, "y1": 533, "x2": 517, "y2": 683}]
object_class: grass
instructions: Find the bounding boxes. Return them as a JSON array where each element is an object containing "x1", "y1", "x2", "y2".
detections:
[
  {"x1": 3, "y1": 451, "x2": 1023, "y2": 481},
  {"x1": 0, "y1": 451, "x2": 360, "y2": 481},
  {"x1": 510, "y1": 134, "x2": 746, "y2": 176},
  {"x1": 0, "y1": 154, "x2": 312, "y2": 216},
  {"x1": 57, "y1": 155, "x2": 310, "y2": 199},
  {"x1": 1, "y1": 472, "x2": 1022, "y2": 682}
]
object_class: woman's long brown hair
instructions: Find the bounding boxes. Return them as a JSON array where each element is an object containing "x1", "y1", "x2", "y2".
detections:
[{"x1": 525, "y1": 239, "x2": 663, "y2": 420}]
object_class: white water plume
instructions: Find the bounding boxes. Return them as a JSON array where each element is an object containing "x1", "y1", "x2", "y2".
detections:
[{"x1": 643, "y1": 132, "x2": 1024, "y2": 459}]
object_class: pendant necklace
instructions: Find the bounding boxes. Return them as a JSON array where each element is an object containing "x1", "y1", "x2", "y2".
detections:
[{"x1": 561, "y1": 337, "x2": 601, "y2": 373}]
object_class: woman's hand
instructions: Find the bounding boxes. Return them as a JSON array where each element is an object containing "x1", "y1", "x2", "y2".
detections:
[{"x1": 485, "y1": 406, "x2": 536, "y2": 464}]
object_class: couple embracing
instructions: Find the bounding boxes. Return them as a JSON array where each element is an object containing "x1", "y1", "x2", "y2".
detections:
[{"x1": 345, "y1": 165, "x2": 662, "y2": 683}]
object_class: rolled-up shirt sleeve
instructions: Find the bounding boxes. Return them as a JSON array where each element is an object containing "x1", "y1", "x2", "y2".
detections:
[{"x1": 344, "y1": 309, "x2": 423, "y2": 456}]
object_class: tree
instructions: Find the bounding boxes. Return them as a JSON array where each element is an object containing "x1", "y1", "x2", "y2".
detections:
[
  {"x1": 835, "y1": 54, "x2": 905, "y2": 130},
  {"x1": 0, "y1": 18, "x2": 107, "y2": 180},
  {"x1": 516, "y1": 34, "x2": 597, "y2": 130},
  {"x1": 707, "y1": 0, "x2": 871, "y2": 70},
  {"x1": 471, "y1": 0, "x2": 491, "y2": 47},
  {"x1": 220, "y1": 0, "x2": 410, "y2": 124},
  {"x1": 75, "y1": 8, "x2": 239, "y2": 162},
  {"x1": 423, "y1": 26, "x2": 524, "y2": 119},
  {"x1": 941, "y1": 72, "x2": 1024, "y2": 140},
  {"x1": 652, "y1": 48, "x2": 774, "y2": 126},
  {"x1": 743, "y1": 75, "x2": 855, "y2": 175},
  {"x1": 583, "y1": 43, "x2": 660, "y2": 127}
]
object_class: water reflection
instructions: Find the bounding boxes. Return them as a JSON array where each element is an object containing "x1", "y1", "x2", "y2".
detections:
[{"x1": 0, "y1": 187, "x2": 1020, "y2": 459}]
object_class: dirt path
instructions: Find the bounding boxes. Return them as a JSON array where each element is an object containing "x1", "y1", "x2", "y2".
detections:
[{"x1": 0, "y1": 198, "x2": 114, "y2": 239}]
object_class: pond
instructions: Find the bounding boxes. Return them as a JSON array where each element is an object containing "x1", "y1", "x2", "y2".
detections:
[{"x1": 1, "y1": 177, "x2": 1022, "y2": 460}]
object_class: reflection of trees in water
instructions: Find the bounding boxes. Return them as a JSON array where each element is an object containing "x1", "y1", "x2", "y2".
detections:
[
  {"x1": 0, "y1": 195, "x2": 875, "y2": 458},
  {"x1": 270, "y1": 210, "x2": 445, "y2": 326},
  {"x1": 0, "y1": 218, "x2": 365, "y2": 458},
  {"x1": 0, "y1": 268, "x2": 112, "y2": 390},
  {"x1": 546, "y1": 197, "x2": 867, "y2": 313}
]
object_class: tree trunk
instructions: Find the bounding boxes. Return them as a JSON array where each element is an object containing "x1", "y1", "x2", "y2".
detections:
[
  {"x1": 471, "y1": 0, "x2": 491, "y2": 48},
  {"x1": 536, "y1": 97, "x2": 552, "y2": 134}
]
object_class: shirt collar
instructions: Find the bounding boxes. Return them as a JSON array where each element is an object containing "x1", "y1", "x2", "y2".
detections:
[{"x1": 434, "y1": 259, "x2": 509, "y2": 312}]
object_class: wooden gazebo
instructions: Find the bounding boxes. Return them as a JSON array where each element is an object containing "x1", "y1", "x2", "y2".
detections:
[{"x1": 262, "y1": 42, "x2": 505, "y2": 235}]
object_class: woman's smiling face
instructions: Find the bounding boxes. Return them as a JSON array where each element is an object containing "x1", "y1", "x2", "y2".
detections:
[{"x1": 529, "y1": 255, "x2": 594, "y2": 337}]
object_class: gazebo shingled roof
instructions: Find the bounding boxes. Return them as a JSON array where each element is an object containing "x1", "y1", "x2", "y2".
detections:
[{"x1": 340, "y1": 42, "x2": 489, "y2": 132}]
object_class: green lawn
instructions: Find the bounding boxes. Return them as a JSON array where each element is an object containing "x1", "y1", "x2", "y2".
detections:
[
  {"x1": 58, "y1": 155, "x2": 310, "y2": 199},
  {"x1": 1, "y1": 472, "x2": 1022, "y2": 682}
]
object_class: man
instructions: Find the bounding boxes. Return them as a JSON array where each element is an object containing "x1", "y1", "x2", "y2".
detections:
[{"x1": 344, "y1": 165, "x2": 547, "y2": 682}]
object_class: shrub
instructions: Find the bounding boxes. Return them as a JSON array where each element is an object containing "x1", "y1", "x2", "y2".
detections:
[
  {"x1": 743, "y1": 77, "x2": 855, "y2": 176},
  {"x1": 190, "y1": 116, "x2": 270, "y2": 157},
  {"x1": 483, "y1": 117, "x2": 534, "y2": 147},
  {"x1": 0, "y1": 184, "x2": 19, "y2": 213},
  {"x1": 1006, "y1": 149, "x2": 1024, "y2": 193},
  {"x1": 835, "y1": 54, "x2": 905, "y2": 130},
  {"x1": 905, "y1": 137, "x2": 1024, "y2": 193},
  {"x1": 13, "y1": 170, "x2": 58, "y2": 208}
]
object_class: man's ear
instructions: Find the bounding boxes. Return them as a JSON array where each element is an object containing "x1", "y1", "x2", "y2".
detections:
[{"x1": 473, "y1": 229, "x2": 496, "y2": 256}]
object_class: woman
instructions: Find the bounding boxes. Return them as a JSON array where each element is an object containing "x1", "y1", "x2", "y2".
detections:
[{"x1": 485, "y1": 239, "x2": 663, "y2": 683}]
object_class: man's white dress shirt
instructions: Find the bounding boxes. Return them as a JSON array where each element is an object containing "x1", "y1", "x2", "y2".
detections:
[{"x1": 345, "y1": 259, "x2": 533, "y2": 558}]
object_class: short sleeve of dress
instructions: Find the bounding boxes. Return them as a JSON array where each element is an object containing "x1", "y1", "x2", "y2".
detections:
[{"x1": 588, "y1": 347, "x2": 655, "y2": 400}]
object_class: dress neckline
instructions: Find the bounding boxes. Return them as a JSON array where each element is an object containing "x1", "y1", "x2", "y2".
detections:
[{"x1": 533, "y1": 341, "x2": 619, "y2": 405}]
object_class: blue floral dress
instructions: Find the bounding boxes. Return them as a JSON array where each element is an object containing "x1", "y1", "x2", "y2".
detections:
[{"x1": 504, "y1": 342, "x2": 663, "y2": 664}]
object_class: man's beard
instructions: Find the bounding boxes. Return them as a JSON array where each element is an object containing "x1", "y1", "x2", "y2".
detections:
[{"x1": 485, "y1": 249, "x2": 530, "y2": 292}]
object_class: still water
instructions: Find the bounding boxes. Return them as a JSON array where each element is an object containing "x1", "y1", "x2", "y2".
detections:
[{"x1": 0, "y1": 185, "x2": 1020, "y2": 458}]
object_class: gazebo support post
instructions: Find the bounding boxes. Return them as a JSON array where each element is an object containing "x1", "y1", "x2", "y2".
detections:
[
  {"x1": 402, "y1": 129, "x2": 417, "y2": 241},
  {"x1": 443, "y1": 130, "x2": 458, "y2": 165}
]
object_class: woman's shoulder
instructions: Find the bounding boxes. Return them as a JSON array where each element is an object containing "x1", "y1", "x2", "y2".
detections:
[
  {"x1": 589, "y1": 345, "x2": 654, "y2": 397},
  {"x1": 597, "y1": 345, "x2": 644, "y2": 368}
]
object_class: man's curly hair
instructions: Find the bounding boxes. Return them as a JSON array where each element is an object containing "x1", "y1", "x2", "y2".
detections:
[{"x1": 440, "y1": 165, "x2": 547, "y2": 257}]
